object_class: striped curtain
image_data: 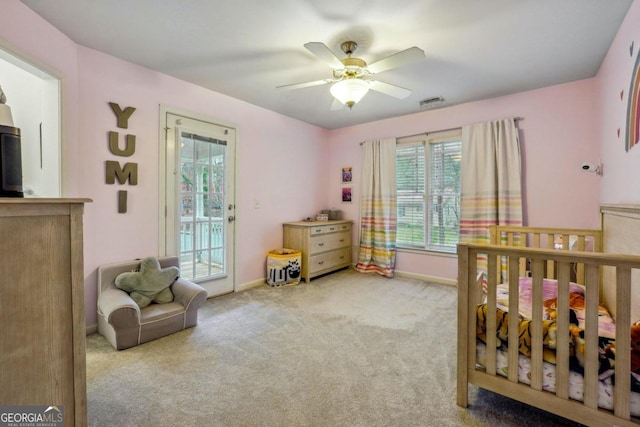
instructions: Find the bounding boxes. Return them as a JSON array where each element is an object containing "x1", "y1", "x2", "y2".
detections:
[
  {"x1": 459, "y1": 118, "x2": 523, "y2": 281},
  {"x1": 355, "y1": 138, "x2": 397, "y2": 277}
]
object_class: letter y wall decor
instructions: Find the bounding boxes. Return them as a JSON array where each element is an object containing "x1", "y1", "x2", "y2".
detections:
[{"x1": 105, "y1": 102, "x2": 138, "y2": 213}]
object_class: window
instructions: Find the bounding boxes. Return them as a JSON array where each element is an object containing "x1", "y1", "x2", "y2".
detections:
[{"x1": 396, "y1": 131, "x2": 461, "y2": 252}]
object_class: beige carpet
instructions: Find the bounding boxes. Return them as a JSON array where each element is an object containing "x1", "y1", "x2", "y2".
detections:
[{"x1": 86, "y1": 269, "x2": 582, "y2": 426}]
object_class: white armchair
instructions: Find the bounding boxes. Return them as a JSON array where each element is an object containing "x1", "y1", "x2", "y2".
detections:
[{"x1": 97, "y1": 256, "x2": 207, "y2": 350}]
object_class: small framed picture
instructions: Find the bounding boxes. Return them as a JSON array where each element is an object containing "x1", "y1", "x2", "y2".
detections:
[
  {"x1": 341, "y1": 167, "x2": 352, "y2": 183},
  {"x1": 342, "y1": 187, "x2": 352, "y2": 203}
]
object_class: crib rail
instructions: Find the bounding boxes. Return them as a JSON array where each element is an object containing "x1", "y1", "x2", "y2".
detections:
[
  {"x1": 489, "y1": 225, "x2": 602, "y2": 284},
  {"x1": 457, "y1": 243, "x2": 640, "y2": 426}
]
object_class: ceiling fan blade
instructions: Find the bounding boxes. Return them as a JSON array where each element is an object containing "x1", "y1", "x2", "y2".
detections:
[
  {"x1": 366, "y1": 47, "x2": 425, "y2": 74},
  {"x1": 368, "y1": 80, "x2": 412, "y2": 99},
  {"x1": 304, "y1": 42, "x2": 345, "y2": 70},
  {"x1": 276, "y1": 79, "x2": 334, "y2": 90},
  {"x1": 330, "y1": 98, "x2": 344, "y2": 111}
]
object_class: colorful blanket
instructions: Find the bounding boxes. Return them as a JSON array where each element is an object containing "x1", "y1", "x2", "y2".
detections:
[
  {"x1": 477, "y1": 276, "x2": 640, "y2": 385},
  {"x1": 476, "y1": 303, "x2": 563, "y2": 364}
]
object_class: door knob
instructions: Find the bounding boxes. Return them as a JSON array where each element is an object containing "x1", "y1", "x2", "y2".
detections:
[{"x1": 228, "y1": 216, "x2": 235, "y2": 223}]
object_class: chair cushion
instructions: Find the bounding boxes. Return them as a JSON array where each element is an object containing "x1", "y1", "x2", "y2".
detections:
[{"x1": 140, "y1": 302, "x2": 184, "y2": 324}]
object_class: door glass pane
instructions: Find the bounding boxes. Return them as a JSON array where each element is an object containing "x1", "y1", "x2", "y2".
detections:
[
  {"x1": 181, "y1": 195, "x2": 194, "y2": 217},
  {"x1": 180, "y1": 223, "x2": 194, "y2": 251},
  {"x1": 179, "y1": 131, "x2": 227, "y2": 281}
]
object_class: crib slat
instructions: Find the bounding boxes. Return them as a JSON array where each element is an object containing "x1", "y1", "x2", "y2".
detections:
[
  {"x1": 457, "y1": 244, "x2": 469, "y2": 408},
  {"x1": 457, "y1": 244, "x2": 475, "y2": 408},
  {"x1": 518, "y1": 233, "x2": 527, "y2": 275},
  {"x1": 593, "y1": 232, "x2": 602, "y2": 252},
  {"x1": 576, "y1": 236, "x2": 586, "y2": 283},
  {"x1": 489, "y1": 225, "x2": 497, "y2": 245},
  {"x1": 614, "y1": 266, "x2": 631, "y2": 419},
  {"x1": 546, "y1": 234, "x2": 555, "y2": 278},
  {"x1": 486, "y1": 255, "x2": 498, "y2": 376},
  {"x1": 507, "y1": 256, "x2": 520, "y2": 382},
  {"x1": 533, "y1": 233, "x2": 541, "y2": 249},
  {"x1": 530, "y1": 259, "x2": 544, "y2": 391},
  {"x1": 583, "y1": 264, "x2": 600, "y2": 409},
  {"x1": 555, "y1": 261, "x2": 571, "y2": 400}
]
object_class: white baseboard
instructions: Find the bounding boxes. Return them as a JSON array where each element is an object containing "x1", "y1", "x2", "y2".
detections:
[
  {"x1": 394, "y1": 270, "x2": 457, "y2": 287},
  {"x1": 235, "y1": 278, "x2": 268, "y2": 292},
  {"x1": 86, "y1": 324, "x2": 98, "y2": 336}
]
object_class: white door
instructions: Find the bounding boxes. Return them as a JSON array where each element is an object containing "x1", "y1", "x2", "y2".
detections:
[{"x1": 161, "y1": 110, "x2": 236, "y2": 297}]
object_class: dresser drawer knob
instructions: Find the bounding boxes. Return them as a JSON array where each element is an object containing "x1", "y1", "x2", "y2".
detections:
[
  {"x1": 318, "y1": 243, "x2": 324, "y2": 246},
  {"x1": 339, "y1": 239, "x2": 344, "y2": 242},
  {"x1": 329, "y1": 227, "x2": 335, "y2": 231},
  {"x1": 318, "y1": 261, "x2": 324, "y2": 265},
  {"x1": 315, "y1": 229, "x2": 322, "y2": 233}
]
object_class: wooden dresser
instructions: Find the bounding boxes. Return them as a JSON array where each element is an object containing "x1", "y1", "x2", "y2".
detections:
[
  {"x1": 0, "y1": 199, "x2": 90, "y2": 426},
  {"x1": 283, "y1": 219, "x2": 352, "y2": 283}
]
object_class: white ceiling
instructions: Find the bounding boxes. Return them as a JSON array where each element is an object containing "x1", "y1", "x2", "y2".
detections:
[{"x1": 21, "y1": 0, "x2": 634, "y2": 130}]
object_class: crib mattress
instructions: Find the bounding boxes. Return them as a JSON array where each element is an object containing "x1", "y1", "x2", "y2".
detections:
[{"x1": 476, "y1": 341, "x2": 640, "y2": 417}]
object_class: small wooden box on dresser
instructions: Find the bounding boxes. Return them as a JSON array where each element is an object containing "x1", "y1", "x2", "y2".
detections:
[
  {"x1": 283, "y1": 219, "x2": 353, "y2": 283},
  {"x1": 0, "y1": 198, "x2": 90, "y2": 427}
]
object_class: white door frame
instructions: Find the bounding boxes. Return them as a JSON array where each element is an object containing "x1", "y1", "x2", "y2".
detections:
[{"x1": 158, "y1": 105, "x2": 237, "y2": 295}]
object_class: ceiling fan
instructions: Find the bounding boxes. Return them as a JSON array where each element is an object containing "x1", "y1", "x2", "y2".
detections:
[{"x1": 277, "y1": 41, "x2": 425, "y2": 110}]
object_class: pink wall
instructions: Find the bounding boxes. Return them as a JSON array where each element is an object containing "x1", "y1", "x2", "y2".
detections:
[
  {"x1": 75, "y1": 50, "x2": 329, "y2": 327},
  {"x1": 597, "y1": 0, "x2": 640, "y2": 204},
  {"x1": 327, "y1": 78, "x2": 602, "y2": 280},
  {"x1": 3, "y1": 1, "x2": 330, "y2": 327}
]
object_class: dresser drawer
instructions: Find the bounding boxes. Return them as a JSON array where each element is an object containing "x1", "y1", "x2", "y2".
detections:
[
  {"x1": 309, "y1": 231, "x2": 350, "y2": 254},
  {"x1": 310, "y1": 222, "x2": 351, "y2": 236},
  {"x1": 308, "y1": 247, "x2": 351, "y2": 273}
]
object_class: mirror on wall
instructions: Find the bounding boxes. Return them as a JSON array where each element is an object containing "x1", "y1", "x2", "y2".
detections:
[{"x1": 0, "y1": 47, "x2": 61, "y2": 197}]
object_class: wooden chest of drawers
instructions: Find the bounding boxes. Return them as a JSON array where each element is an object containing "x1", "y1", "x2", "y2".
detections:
[
  {"x1": 0, "y1": 199, "x2": 89, "y2": 426},
  {"x1": 283, "y1": 220, "x2": 352, "y2": 283}
]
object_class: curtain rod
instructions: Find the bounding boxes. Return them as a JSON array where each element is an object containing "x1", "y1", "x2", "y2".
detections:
[{"x1": 359, "y1": 116, "x2": 524, "y2": 145}]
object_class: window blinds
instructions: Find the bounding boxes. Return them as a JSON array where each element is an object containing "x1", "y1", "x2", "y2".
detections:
[
  {"x1": 396, "y1": 143, "x2": 426, "y2": 247},
  {"x1": 428, "y1": 140, "x2": 461, "y2": 250}
]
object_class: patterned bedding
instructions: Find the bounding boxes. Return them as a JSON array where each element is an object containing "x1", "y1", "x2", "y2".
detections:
[{"x1": 476, "y1": 277, "x2": 640, "y2": 389}]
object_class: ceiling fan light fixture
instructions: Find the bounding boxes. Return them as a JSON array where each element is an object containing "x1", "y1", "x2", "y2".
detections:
[{"x1": 330, "y1": 79, "x2": 369, "y2": 109}]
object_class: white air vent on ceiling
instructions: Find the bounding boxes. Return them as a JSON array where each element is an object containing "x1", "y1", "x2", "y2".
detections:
[{"x1": 419, "y1": 96, "x2": 445, "y2": 109}]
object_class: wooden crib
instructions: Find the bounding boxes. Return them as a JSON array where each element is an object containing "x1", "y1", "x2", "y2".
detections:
[{"x1": 457, "y1": 207, "x2": 640, "y2": 426}]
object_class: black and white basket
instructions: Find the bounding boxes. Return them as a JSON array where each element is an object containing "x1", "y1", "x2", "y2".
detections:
[{"x1": 266, "y1": 248, "x2": 302, "y2": 287}]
